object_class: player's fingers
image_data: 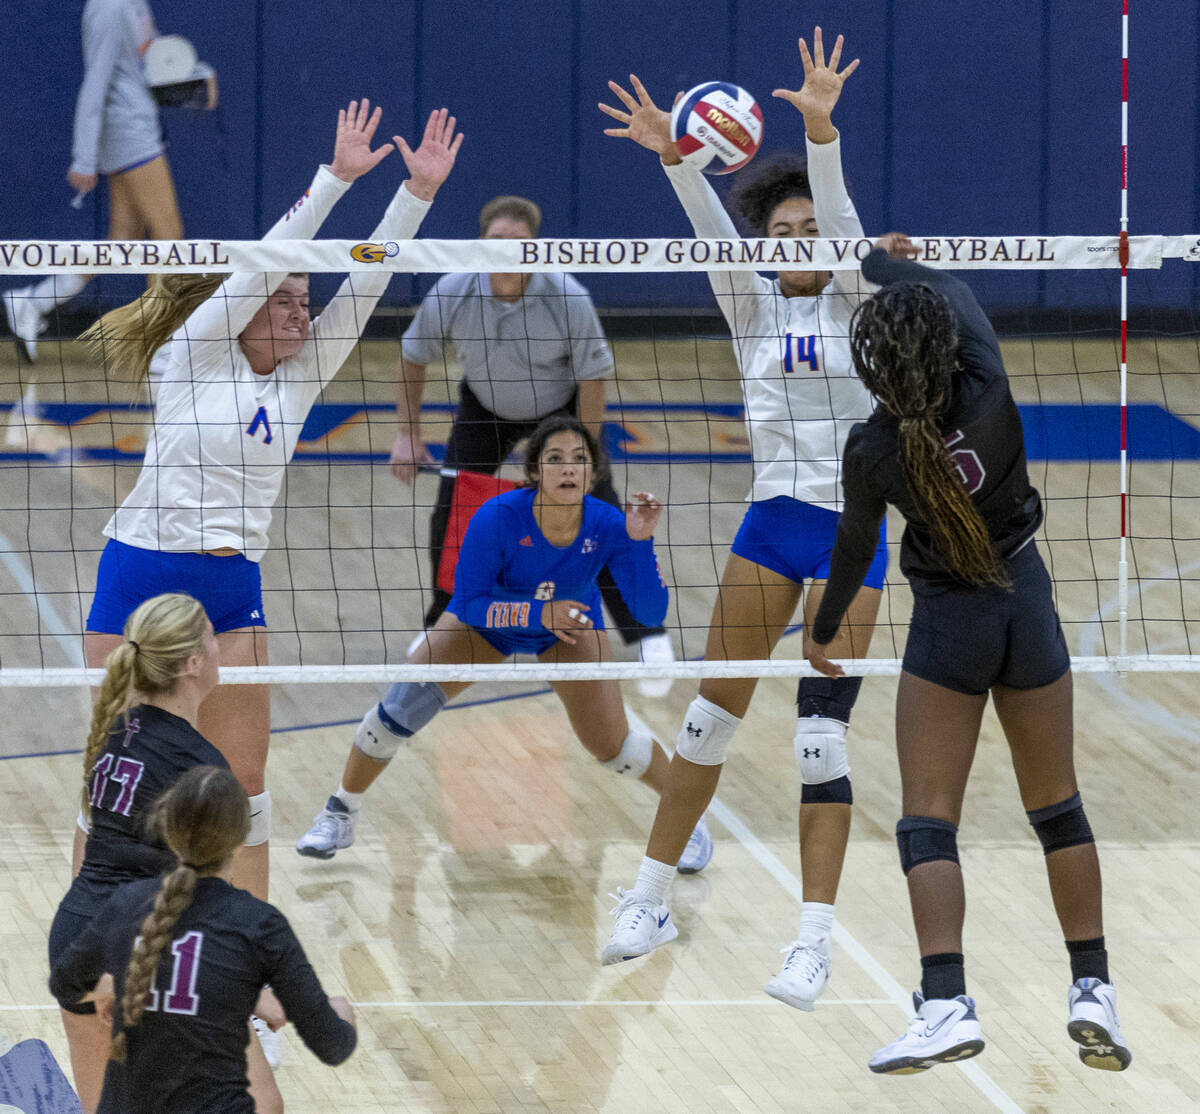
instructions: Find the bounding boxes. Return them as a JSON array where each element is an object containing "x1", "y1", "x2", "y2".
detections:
[
  {"x1": 394, "y1": 135, "x2": 413, "y2": 158},
  {"x1": 442, "y1": 114, "x2": 458, "y2": 145},
  {"x1": 608, "y1": 80, "x2": 637, "y2": 111},
  {"x1": 828, "y1": 33, "x2": 844, "y2": 72},
  {"x1": 629, "y1": 74, "x2": 653, "y2": 107},
  {"x1": 362, "y1": 104, "x2": 383, "y2": 139},
  {"x1": 598, "y1": 102, "x2": 629, "y2": 123},
  {"x1": 812, "y1": 25, "x2": 825, "y2": 68},
  {"x1": 840, "y1": 57, "x2": 860, "y2": 81},
  {"x1": 449, "y1": 131, "x2": 464, "y2": 157},
  {"x1": 673, "y1": 90, "x2": 684, "y2": 106},
  {"x1": 358, "y1": 98, "x2": 372, "y2": 129}
]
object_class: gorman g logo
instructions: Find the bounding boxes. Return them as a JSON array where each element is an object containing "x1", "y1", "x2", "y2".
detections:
[{"x1": 350, "y1": 241, "x2": 400, "y2": 263}]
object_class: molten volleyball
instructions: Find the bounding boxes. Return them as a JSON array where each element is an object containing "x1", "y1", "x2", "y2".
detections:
[{"x1": 670, "y1": 82, "x2": 764, "y2": 175}]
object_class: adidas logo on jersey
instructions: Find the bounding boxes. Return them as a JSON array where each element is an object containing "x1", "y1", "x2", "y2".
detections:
[
  {"x1": 250, "y1": 610, "x2": 261, "y2": 619},
  {"x1": 519, "y1": 535, "x2": 534, "y2": 546}
]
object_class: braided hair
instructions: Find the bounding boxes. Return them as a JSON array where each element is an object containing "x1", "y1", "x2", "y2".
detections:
[
  {"x1": 109, "y1": 766, "x2": 249, "y2": 1064},
  {"x1": 82, "y1": 594, "x2": 209, "y2": 820},
  {"x1": 850, "y1": 282, "x2": 1009, "y2": 587}
]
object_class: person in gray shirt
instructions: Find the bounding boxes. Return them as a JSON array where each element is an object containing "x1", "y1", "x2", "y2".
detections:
[
  {"x1": 390, "y1": 194, "x2": 675, "y2": 690},
  {"x1": 2, "y1": 0, "x2": 217, "y2": 366}
]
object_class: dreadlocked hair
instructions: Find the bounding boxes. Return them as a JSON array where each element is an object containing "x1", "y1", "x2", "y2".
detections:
[
  {"x1": 82, "y1": 594, "x2": 209, "y2": 820},
  {"x1": 82, "y1": 274, "x2": 225, "y2": 389},
  {"x1": 110, "y1": 766, "x2": 249, "y2": 1064},
  {"x1": 850, "y1": 282, "x2": 1009, "y2": 587},
  {"x1": 726, "y1": 153, "x2": 814, "y2": 234}
]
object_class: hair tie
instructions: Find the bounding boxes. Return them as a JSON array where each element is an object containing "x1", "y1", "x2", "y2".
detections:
[{"x1": 128, "y1": 639, "x2": 140, "y2": 653}]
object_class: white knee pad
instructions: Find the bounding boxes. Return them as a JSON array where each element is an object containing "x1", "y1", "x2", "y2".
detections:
[
  {"x1": 793, "y1": 717, "x2": 850, "y2": 784},
  {"x1": 599, "y1": 730, "x2": 654, "y2": 778},
  {"x1": 354, "y1": 703, "x2": 405, "y2": 761},
  {"x1": 246, "y1": 790, "x2": 272, "y2": 847},
  {"x1": 675, "y1": 695, "x2": 741, "y2": 766}
]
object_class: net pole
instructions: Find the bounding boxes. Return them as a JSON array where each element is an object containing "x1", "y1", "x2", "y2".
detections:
[{"x1": 1117, "y1": 0, "x2": 1131, "y2": 668}]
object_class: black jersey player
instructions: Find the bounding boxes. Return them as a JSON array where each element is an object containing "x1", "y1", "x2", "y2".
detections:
[
  {"x1": 51, "y1": 766, "x2": 355, "y2": 1113},
  {"x1": 806, "y1": 234, "x2": 1130, "y2": 1076}
]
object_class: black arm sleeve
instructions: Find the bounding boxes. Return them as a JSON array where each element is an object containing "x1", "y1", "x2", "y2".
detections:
[
  {"x1": 257, "y1": 909, "x2": 356, "y2": 1066},
  {"x1": 811, "y1": 440, "x2": 888, "y2": 645},
  {"x1": 861, "y1": 248, "x2": 1004, "y2": 376}
]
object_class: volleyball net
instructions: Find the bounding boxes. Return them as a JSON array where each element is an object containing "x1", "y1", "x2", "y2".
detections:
[{"x1": 1, "y1": 232, "x2": 1199, "y2": 686}]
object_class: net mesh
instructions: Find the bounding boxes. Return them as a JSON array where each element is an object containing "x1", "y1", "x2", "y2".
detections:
[{"x1": 1, "y1": 235, "x2": 1198, "y2": 685}]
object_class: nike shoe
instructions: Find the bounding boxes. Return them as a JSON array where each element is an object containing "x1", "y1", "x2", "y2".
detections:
[
  {"x1": 601, "y1": 887, "x2": 678, "y2": 965},
  {"x1": 1068, "y1": 978, "x2": 1131, "y2": 1071},
  {"x1": 296, "y1": 796, "x2": 356, "y2": 859},
  {"x1": 869, "y1": 992, "x2": 985, "y2": 1074},
  {"x1": 764, "y1": 938, "x2": 832, "y2": 1012},
  {"x1": 676, "y1": 814, "x2": 713, "y2": 874},
  {"x1": 636, "y1": 631, "x2": 675, "y2": 698}
]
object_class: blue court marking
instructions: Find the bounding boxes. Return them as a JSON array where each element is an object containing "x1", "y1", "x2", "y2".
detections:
[{"x1": 6, "y1": 401, "x2": 1200, "y2": 462}]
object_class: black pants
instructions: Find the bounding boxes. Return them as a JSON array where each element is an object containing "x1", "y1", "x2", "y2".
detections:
[{"x1": 425, "y1": 382, "x2": 663, "y2": 645}]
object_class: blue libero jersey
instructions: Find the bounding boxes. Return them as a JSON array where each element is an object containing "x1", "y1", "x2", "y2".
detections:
[{"x1": 448, "y1": 488, "x2": 668, "y2": 647}]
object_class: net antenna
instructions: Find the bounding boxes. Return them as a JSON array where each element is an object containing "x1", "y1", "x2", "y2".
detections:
[{"x1": 1117, "y1": 0, "x2": 1131, "y2": 669}]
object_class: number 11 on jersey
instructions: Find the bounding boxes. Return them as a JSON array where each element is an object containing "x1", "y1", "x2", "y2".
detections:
[{"x1": 783, "y1": 333, "x2": 819, "y2": 374}]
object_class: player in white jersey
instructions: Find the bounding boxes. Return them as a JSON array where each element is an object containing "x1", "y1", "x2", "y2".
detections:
[
  {"x1": 596, "y1": 30, "x2": 886, "y2": 1001},
  {"x1": 2, "y1": 0, "x2": 218, "y2": 366},
  {"x1": 79, "y1": 100, "x2": 463, "y2": 905}
]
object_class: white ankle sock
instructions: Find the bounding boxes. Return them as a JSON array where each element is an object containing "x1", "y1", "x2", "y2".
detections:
[
  {"x1": 334, "y1": 784, "x2": 363, "y2": 812},
  {"x1": 633, "y1": 856, "x2": 675, "y2": 904},
  {"x1": 797, "y1": 901, "x2": 835, "y2": 945}
]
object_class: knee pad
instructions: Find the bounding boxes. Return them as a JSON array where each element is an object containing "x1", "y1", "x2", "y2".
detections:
[
  {"x1": 1027, "y1": 792, "x2": 1094, "y2": 854},
  {"x1": 896, "y1": 815, "x2": 959, "y2": 875},
  {"x1": 794, "y1": 716, "x2": 851, "y2": 785},
  {"x1": 796, "y1": 675, "x2": 863, "y2": 724},
  {"x1": 598, "y1": 730, "x2": 654, "y2": 779},
  {"x1": 246, "y1": 790, "x2": 271, "y2": 847},
  {"x1": 675, "y1": 695, "x2": 741, "y2": 766},
  {"x1": 356, "y1": 682, "x2": 448, "y2": 760}
]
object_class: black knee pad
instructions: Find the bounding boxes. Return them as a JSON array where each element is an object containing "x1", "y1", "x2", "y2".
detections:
[
  {"x1": 1027, "y1": 792, "x2": 1094, "y2": 854},
  {"x1": 896, "y1": 815, "x2": 959, "y2": 875},
  {"x1": 796, "y1": 675, "x2": 863, "y2": 724},
  {"x1": 801, "y1": 775, "x2": 853, "y2": 805}
]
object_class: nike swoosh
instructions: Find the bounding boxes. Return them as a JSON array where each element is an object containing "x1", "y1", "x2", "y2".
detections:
[
  {"x1": 250, "y1": 811, "x2": 264, "y2": 819},
  {"x1": 657, "y1": 913, "x2": 669, "y2": 928},
  {"x1": 920, "y1": 1012, "x2": 955, "y2": 1039}
]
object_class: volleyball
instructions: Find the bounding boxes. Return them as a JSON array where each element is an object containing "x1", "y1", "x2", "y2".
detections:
[{"x1": 670, "y1": 82, "x2": 764, "y2": 175}]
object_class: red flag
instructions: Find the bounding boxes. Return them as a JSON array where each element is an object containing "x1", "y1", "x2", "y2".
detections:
[{"x1": 436, "y1": 470, "x2": 519, "y2": 596}]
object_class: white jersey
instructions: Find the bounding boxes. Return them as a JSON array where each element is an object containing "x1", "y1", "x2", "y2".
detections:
[
  {"x1": 105, "y1": 165, "x2": 432, "y2": 561},
  {"x1": 663, "y1": 133, "x2": 874, "y2": 510}
]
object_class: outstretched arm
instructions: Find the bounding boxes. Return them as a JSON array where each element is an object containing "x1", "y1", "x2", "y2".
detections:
[
  {"x1": 305, "y1": 109, "x2": 463, "y2": 390},
  {"x1": 774, "y1": 28, "x2": 869, "y2": 301},
  {"x1": 599, "y1": 75, "x2": 773, "y2": 331},
  {"x1": 182, "y1": 100, "x2": 393, "y2": 349}
]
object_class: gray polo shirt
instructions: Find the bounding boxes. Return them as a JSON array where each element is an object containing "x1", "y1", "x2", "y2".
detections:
[
  {"x1": 72, "y1": 0, "x2": 163, "y2": 177},
  {"x1": 401, "y1": 271, "x2": 613, "y2": 421}
]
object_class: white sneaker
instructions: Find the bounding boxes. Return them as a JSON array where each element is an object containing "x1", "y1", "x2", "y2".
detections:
[
  {"x1": 5, "y1": 383, "x2": 40, "y2": 449},
  {"x1": 764, "y1": 937, "x2": 832, "y2": 1012},
  {"x1": 636, "y1": 631, "x2": 674, "y2": 697},
  {"x1": 1068, "y1": 977, "x2": 1131, "y2": 1071},
  {"x1": 868, "y1": 993, "x2": 985, "y2": 1074},
  {"x1": 1, "y1": 287, "x2": 46, "y2": 362},
  {"x1": 601, "y1": 887, "x2": 678, "y2": 965},
  {"x1": 296, "y1": 796, "x2": 356, "y2": 859},
  {"x1": 676, "y1": 814, "x2": 713, "y2": 874},
  {"x1": 251, "y1": 1014, "x2": 281, "y2": 1070}
]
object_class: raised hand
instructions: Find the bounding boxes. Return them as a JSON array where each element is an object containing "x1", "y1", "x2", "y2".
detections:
[
  {"x1": 543, "y1": 599, "x2": 593, "y2": 645},
  {"x1": 397, "y1": 108, "x2": 464, "y2": 201},
  {"x1": 773, "y1": 27, "x2": 859, "y2": 128},
  {"x1": 624, "y1": 491, "x2": 663, "y2": 540},
  {"x1": 329, "y1": 99, "x2": 395, "y2": 183},
  {"x1": 599, "y1": 75, "x2": 681, "y2": 164},
  {"x1": 803, "y1": 631, "x2": 845, "y2": 679},
  {"x1": 874, "y1": 232, "x2": 919, "y2": 259}
]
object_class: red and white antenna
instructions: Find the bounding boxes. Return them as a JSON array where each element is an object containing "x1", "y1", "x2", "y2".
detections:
[{"x1": 1117, "y1": 0, "x2": 1130, "y2": 667}]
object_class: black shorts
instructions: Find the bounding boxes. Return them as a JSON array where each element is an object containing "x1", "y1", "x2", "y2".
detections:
[
  {"x1": 903, "y1": 542, "x2": 1070, "y2": 696},
  {"x1": 49, "y1": 904, "x2": 98, "y2": 1015}
]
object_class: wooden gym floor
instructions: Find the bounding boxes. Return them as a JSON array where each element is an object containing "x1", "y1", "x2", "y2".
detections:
[{"x1": 0, "y1": 334, "x2": 1198, "y2": 1112}]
